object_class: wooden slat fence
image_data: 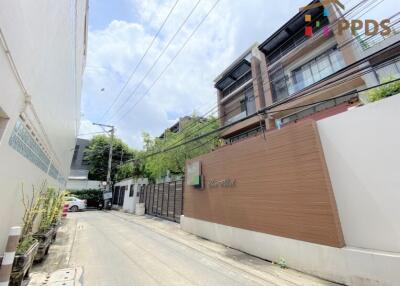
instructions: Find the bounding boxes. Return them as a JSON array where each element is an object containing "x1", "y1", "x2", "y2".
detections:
[{"x1": 139, "y1": 180, "x2": 184, "y2": 222}]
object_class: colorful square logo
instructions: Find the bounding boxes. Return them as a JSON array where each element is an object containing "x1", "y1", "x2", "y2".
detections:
[
  {"x1": 300, "y1": 0, "x2": 345, "y2": 38},
  {"x1": 305, "y1": 26, "x2": 313, "y2": 37}
]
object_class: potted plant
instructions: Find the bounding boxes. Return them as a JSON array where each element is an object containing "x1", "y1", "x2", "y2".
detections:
[
  {"x1": 50, "y1": 190, "x2": 65, "y2": 241},
  {"x1": 33, "y1": 188, "x2": 64, "y2": 262},
  {"x1": 0, "y1": 184, "x2": 45, "y2": 285}
]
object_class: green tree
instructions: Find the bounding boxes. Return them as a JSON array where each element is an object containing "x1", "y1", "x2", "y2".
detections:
[
  {"x1": 115, "y1": 155, "x2": 148, "y2": 181},
  {"x1": 84, "y1": 135, "x2": 138, "y2": 181},
  {"x1": 142, "y1": 116, "x2": 220, "y2": 181},
  {"x1": 367, "y1": 77, "x2": 400, "y2": 102}
]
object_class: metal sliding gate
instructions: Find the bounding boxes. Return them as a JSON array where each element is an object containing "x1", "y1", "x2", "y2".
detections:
[{"x1": 139, "y1": 180, "x2": 184, "y2": 222}]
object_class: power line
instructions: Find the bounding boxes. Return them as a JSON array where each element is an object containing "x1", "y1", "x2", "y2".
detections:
[
  {"x1": 141, "y1": 42, "x2": 400, "y2": 157},
  {"x1": 106, "y1": 0, "x2": 204, "y2": 121},
  {"x1": 120, "y1": 57, "x2": 400, "y2": 165},
  {"x1": 154, "y1": 25, "x2": 400, "y2": 152},
  {"x1": 98, "y1": 0, "x2": 181, "y2": 121},
  {"x1": 120, "y1": 0, "x2": 386, "y2": 137},
  {"x1": 165, "y1": 53, "x2": 400, "y2": 153},
  {"x1": 107, "y1": 0, "x2": 392, "y2": 155},
  {"x1": 113, "y1": 0, "x2": 221, "y2": 123}
]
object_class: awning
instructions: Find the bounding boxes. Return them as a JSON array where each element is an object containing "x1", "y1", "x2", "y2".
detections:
[{"x1": 215, "y1": 59, "x2": 251, "y2": 90}]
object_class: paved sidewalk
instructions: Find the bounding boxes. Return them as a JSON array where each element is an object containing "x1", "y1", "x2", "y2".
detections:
[{"x1": 29, "y1": 210, "x2": 338, "y2": 286}]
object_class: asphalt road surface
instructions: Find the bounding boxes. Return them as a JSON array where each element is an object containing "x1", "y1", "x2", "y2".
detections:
[{"x1": 33, "y1": 210, "x2": 337, "y2": 286}]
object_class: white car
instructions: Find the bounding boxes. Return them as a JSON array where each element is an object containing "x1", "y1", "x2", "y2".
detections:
[{"x1": 65, "y1": 196, "x2": 86, "y2": 212}]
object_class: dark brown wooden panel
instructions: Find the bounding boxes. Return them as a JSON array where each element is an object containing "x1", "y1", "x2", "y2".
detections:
[{"x1": 184, "y1": 120, "x2": 344, "y2": 247}]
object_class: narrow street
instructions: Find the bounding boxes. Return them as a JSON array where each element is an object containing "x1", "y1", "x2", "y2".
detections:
[{"x1": 32, "y1": 211, "x2": 336, "y2": 286}]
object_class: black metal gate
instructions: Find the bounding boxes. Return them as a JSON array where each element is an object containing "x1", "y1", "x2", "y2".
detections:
[
  {"x1": 140, "y1": 180, "x2": 184, "y2": 222},
  {"x1": 112, "y1": 185, "x2": 125, "y2": 206}
]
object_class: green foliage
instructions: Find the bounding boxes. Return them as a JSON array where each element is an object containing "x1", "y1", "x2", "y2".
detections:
[
  {"x1": 115, "y1": 151, "x2": 148, "y2": 181},
  {"x1": 17, "y1": 183, "x2": 65, "y2": 253},
  {"x1": 16, "y1": 236, "x2": 36, "y2": 254},
  {"x1": 276, "y1": 257, "x2": 288, "y2": 269},
  {"x1": 67, "y1": 189, "x2": 102, "y2": 201},
  {"x1": 142, "y1": 116, "x2": 220, "y2": 180},
  {"x1": 18, "y1": 182, "x2": 47, "y2": 254},
  {"x1": 84, "y1": 135, "x2": 139, "y2": 181},
  {"x1": 367, "y1": 78, "x2": 400, "y2": 102},
  {"x1": 39, "y1": 188, "x2": 64, "y2": 232}
]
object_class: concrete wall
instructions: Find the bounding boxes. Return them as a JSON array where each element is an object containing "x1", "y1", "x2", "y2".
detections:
[
  {"x1": 0, "y1": 0, "x2": 87, "y2": 253},
  {"x1": 181, "y1": 216, "x2": 400, "y2": 286},
  {"x1": 181, "y1": 95, "x2": 400, "y2": 285},
  {"x1": 66, "y1": 180, "x2": 102, "y2": 191},
  {"x1": 119, "y1": 178, "x2": 148, "y2": 213},
  {"x1": 317, "y1": 94, "x2": 400, "y2": 253}
]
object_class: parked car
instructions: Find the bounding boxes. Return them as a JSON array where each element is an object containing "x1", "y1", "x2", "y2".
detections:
[{"x1": 65, "y1": 196, "x2": 86, "y2": 212}]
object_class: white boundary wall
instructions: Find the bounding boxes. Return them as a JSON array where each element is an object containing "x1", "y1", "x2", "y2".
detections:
[
  {"x1": 318, "y1": 95, "x2": 400, "y2": 253},
  {"x1": 181, "y1": 216, "x2": 400, "y2": 286},
  {"x1": 181, "y1": 95, "x2": 400, "y2": 285}
]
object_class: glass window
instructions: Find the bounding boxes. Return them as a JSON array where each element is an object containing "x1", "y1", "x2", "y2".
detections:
[
  {"x1": 285, "y1": 46, "x2": 345, "y2": 95},
  {"x1": 375, "y1": 62, "x2": 400, "y2": 83},
  {"x1": 292, "y1": 67, "x2": 305, "y2": 91},
  {"x1": 245, "y1": 88, "x2": 256, "y2": 115},
  {"x1": 129, "y1": 185, "x2": 134, "y2": 197},
  {"x1": 329, "y1": 49, "x2": 345, "y2": 72},
  {"x1": 302, "y1": 63, "x2": 314, "y2": 87},
  {"x1": 316, "y1": 54, "x2": 333, "y2": 79},
  {"x1": 240, "y1": 99, "x2": 246, "y2": 113},
  {"x1": 310, "y1": 60, "x2": 321, "y2": 82},
  {"x1": 270, "y1": 66, "x2": 289, "y2": 102}
]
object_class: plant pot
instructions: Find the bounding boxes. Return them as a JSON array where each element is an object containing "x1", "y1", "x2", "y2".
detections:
[
  {"x1": 51, "y1": 221, "x2": 61, "y2": 241},
  {"x1": 33, "y1": 227, "x2": 55, "y2": 262},
  {"x1": 0, "y1": 239, "x2": 39, "y2": 286}
]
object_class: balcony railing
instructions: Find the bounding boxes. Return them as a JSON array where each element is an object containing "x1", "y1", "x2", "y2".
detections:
[
  {"x1": 225, "y1": 111, "x2": 247, "y2": 125},
  {"x1": 357, "y1": 14, "x2": 400, "y2": 51},
  {"x1": 270, "y1": 47, "x2": 346, "y2": 102}
]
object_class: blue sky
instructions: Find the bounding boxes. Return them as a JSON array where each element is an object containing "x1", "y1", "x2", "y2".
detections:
[{"x1": 80, "y1": 0, "x2": 395, "y2": 149}]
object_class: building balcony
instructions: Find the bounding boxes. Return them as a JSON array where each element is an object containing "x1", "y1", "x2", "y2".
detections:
[
  {"x1": 270, "y1": 46, "x2": 346, "y2": 103},
  {"x1": 225, "y1": 111, "x2": 247, "y2": 125}
]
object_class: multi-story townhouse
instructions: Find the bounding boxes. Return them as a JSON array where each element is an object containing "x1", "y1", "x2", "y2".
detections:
[
  {"x1": 216, "y1": 0, "x2": 400, "y2": 143},
  {"x1": 215, "y1": 44, "x2": 267, "y2": 143}
]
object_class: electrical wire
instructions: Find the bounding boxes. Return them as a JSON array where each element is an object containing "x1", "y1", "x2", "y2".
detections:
[
  {"x1": 113, "y1": 0, "x2": 385, "y2": 127},
  {"x1": 106, "y1": 0, "x2": 204, "y2": 121},
  {"x1": 157, "y1": 36, "x2": 400, "y2": 152},
  {"x1": 121, "y1": 66, "x2": 400, "y2": 165},
  {"x1": 98, "y1": 0, "x2": 181, "y2": 121},
  {"x1": 112, "y1": 0, "x2": 221, "y2": 123}
]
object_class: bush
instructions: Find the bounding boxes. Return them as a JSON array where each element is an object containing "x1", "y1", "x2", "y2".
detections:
[
  {"x1": 367, "y1": 78, "x2": 400, "y2": 102},
  {"x1": 67, "y1": 189, "x2": 102, "y2": 201},
  {"x1": 67, "y1": 189, "x2": 103, "y2": 207}
]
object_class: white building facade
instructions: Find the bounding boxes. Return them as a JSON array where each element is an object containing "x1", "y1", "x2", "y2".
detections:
[
  {"x1": 113, "y1": 178, "x2": 148, "y2": 213},
  {"x1": 0, "y1": 0, "x2": 88, "y2": 253}
]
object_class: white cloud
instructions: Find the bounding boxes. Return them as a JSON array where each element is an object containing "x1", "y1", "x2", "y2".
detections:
[
  {"x1": 78, "y1": 119, "x2": 106, "y2": 139},
  {"x1": 82, "y1": 0, "x2": 242, "y2": 149},
  {"x1": 83, "y1": 0, "x2": 393, "y2": 149}
]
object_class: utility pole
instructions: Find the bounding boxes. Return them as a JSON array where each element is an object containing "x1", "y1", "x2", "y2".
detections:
[
  {"x1": 93, "y1": 122, "x2": 115, "y2": 193},
  {"x1": 107, "y1": 127, "x2": 114, "y2": 191}
]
